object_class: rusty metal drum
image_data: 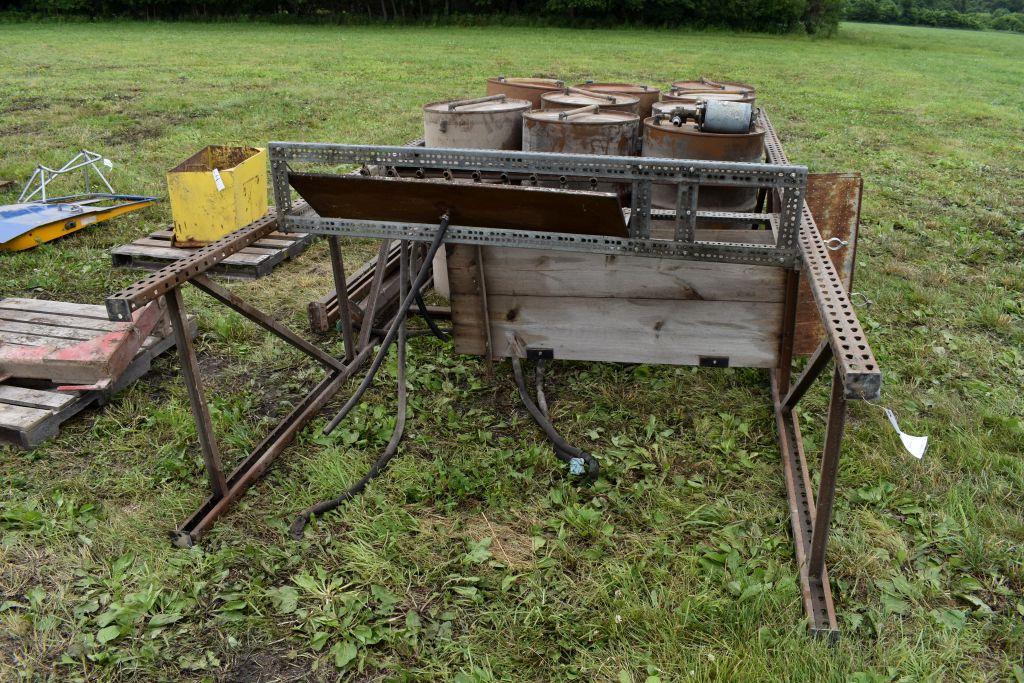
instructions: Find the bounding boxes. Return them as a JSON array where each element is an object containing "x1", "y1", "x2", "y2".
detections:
[
  {"x1": 524, "y1": 107, "x2": 639, "y2": 193},
  {"x1": 642, "y1": 117, "x2": 766, "y2": 217},
  {"x1": 423, "y1": 95, "x2": 531, "y2": 150},
  {"x1": 540, "y1": 88, "x2": 640, "y2": 115},
  {"x1": 575, "y1": 82, "x2": 661, "y2": 118},
  {"x1": 670, "y1": 78, "x2": 756, "y2": 98},
  {"x1": 486, "y1": 77, "x2": 564, "y2": 109},
  {"x1": 523, "y1": 107, "x2": 639, "y2": 156}
]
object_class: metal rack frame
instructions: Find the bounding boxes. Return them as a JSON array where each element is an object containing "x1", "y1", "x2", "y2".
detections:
[
  {"x1": 105, "y1": 110, "x2": 881, "y2": 638},
  {"x1": 269, "y1": 142, "x2": 808, "y2": 269}
]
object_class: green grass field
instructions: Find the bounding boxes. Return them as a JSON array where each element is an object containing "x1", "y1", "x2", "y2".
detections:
[{"x1": 1, "y1": 19, "x2": 1023, "y2": 682}]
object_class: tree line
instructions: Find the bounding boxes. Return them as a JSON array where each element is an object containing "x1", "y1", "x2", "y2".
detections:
[
  {"x1": 6, "y1": 0, "x2": 843, "y2": 34},
  {"x1": 845, "y1": 0, "x2": 1024, "y2": 31},
  {"x1": 8, "y1": 0, "x2": 1023, "y2": 33}
]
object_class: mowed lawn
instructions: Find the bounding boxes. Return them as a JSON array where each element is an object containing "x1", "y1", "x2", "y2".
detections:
[{"x1": 1, "y1": 19, "x2": 1023, "y2": 681}]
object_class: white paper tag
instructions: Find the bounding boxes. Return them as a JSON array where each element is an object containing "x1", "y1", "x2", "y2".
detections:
[
  {"x1": 212, "y1": 168, "x2": 225, "y2": 191},
  {"x1": 102, "y1": 158, "x2": 114, "y2": 169},
  {"x1": 883, "y1": 408, "x2": 928, "y2": 459}
]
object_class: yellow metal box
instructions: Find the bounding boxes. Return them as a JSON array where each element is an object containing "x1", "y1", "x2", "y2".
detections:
[{"x1": 167, "y1": 145, "x2": 267, "y2": 246}]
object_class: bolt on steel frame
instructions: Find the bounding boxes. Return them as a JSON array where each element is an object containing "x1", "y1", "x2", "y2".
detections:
[{"x1": 105, "y1": 110, "x2": 879, "y2": 637}]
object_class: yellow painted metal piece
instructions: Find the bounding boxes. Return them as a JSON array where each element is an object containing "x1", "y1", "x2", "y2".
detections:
[
  {"x1": 0, "y1": 200, "x2": 155, "y2": 252},
  {"x1": 167, "y1": 146, "x2": 268, "y2": 247}
]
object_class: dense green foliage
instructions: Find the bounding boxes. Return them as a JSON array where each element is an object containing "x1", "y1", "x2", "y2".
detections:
[
  {"x1": 846, "y1": 0, "x2": 1024, "y2": 31},
  {"x1": 7, "y1": 0, "x2": 842, "y2": 34}
]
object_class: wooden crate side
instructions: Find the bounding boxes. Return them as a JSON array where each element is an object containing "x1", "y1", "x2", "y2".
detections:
[
  {"x1": 485, "y1": 295, "x2": 781, "y2": 368},
  {"x1": 448, "y1": 244, "x2": 785, "y2": 367}
]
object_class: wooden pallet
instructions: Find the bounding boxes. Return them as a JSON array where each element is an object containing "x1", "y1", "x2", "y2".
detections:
[
  {"x1": 0, "y1": 306, "x2": 196, "y2": 449},
  {"x1": 111, "y1": 227, "x2": 314, "y2": 279}
]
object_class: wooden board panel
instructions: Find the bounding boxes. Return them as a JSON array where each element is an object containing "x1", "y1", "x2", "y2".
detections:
[
  {"x1": 449, "y1": 246, "x2": 485, "y2": 356},
  {"x1": 448, "y1": 246, "x2": 785, "y2": 301},
  {"x1": 0, "y1": 403, "x2": 55, "y2": 433},
  {"x1": 0, "y1": 308, "x2": 133, "y2": 332},
  {"x1": 0, "y1": 331, "x2": 84, "y2": 348},
  {"x1": 0, "y1": 385, "x2": 77, "y2": 409},
  {"x1": 290, "y1": 174, "x2": 629, "y2": 238},
  {"x1": 447, "y1": 244, "x2": 784, "y2": 367},
  {"x1": 469, "y1": 295, "x2": 781, "y2": 368},
  {"x1": 112, "y1": 243, "x2": 268, "y2": 265},
  {"x1": 0, "y1": 320, "x2": 106, "y2": 341},
  {"x1": 130, "y1": 238, "x2": 281, "y2": 257},
  {"x1": 0, "y1": 298, "x2": 111, "y2": 319},
  {"x1": 149, "y1": 230, "x2": 297, "y2": 250}
]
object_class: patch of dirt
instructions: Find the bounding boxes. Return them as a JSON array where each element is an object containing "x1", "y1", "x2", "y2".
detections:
[
  {"x1": 101, "y1": 122, "x2": 166, "y2": 146},
  {"x1": 2, "y1": 96, "x2": 47, "y2": 115},
  {"x1": 223, "y1": 646, "x2": 316, "y2": 683},
  {"x1": 197, "y1": 350, "x2": 234, "y2": 379},
  {"x1": 101, "y1": 87, "x2": 143, "y2": 103},
  {"x1": 0, "y1": 123, "x2": 33, "y2": 137}
]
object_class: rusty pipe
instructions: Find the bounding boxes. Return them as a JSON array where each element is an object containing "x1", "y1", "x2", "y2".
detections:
[
  {"x1": 565, "y1": 85, "x2": 615, "y2": 102},
  {"x1": 557, "y1": 104, "x2": 601, "y2": 120},
  {"x1": 447, "y1": 94, "x2": 507, "y2": 110}
]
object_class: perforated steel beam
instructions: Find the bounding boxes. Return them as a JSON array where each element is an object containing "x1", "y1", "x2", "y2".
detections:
[
  {"x1": 760, "y1": 111, "x2": 881, "y2": 400},
  {"x1": 104, "y1": 206, "x2": 302, "y2": 322}
]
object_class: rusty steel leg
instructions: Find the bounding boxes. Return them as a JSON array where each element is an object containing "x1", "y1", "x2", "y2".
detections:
[
  {"x1": 777, "y1": 268, "x2": 801, "y2": 392},
  {"x1": 171, "y1": 339, "x2": 380, "y2": 547},
  {"x1": 358, "y1": 239, "x2": 392, "y2": 351},
  {"x1": 166, "y1": 287, "x2": 227, "y2": 499},
  {"x1": 328, "y1": 236, "x2": 357, "y2": 363},
  {"x1": 808, "y1": 368, "x2": 848, "y2": 580},
  {"x1": 772, "y1": 270, "x2": 839, "y2": 638},
  {"x1": 772, "y1": 373, "x2": 839, "y2": 639},
  {"x1": 189, "y1": 274, "x2": 345, "y2": 372},
  {"x1": 783, "y1": 339, "x2": 831, "y2": 412}
]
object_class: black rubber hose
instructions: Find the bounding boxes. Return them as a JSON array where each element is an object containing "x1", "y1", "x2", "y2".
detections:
[
  {"x1": 291, "y1": 242, "x2": 412, "y2": 539},
  {"x1": 322, "y1": 216, "x2": 449, "y2": 436},
  {"x1": 535, "y1": 358, "x2": 549, "y2": 419},
  {"x1": 534, "y1": 358, "x2": 596, "y2": 469},
  {"x1": 415, "y1": 291, "x2": 448, "y2": 340},
  {"x1": 511, "y1": 355, "x2": 599, "y2": 483}
]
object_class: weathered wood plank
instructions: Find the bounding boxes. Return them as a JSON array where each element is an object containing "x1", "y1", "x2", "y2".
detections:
[
  {"x1": 649, "y1": 223, "x2": 777, "y2": 245},
  {"x1": 111, "y1": 244, "x2": 267, "y2": 266},
  {"x1": 0, "y1": 403, "x2": 52, "y2": 431},
  {"x1": 0, "y1": 298, "x2": 111, "y2": 319},
  {"x1": 447, "y1": 246, "x2": 785, "y2": 302},
  {"x1": 0, "y1": 307, "x2": 134, "y2": 332},
  {"x1": 149, "y1": 230, "x2": 296, "y2": 249},
  {"x1": 0, "y1": 385, "x2": 77, "y2": 410},
  {"x1": 472, "y1": 295, "x2": 781, "y2": 367},
  {"x1": 0, "y1": 331, "x2": 83, "y2": 348},
  {"x1": 0, "y1": 320, "x2": 111, "y2": 341},
  {"x1": 130, "y1": 237, "x2": 280, "y2": 257},
  {"x1": 447, "y1": 245, "x2": 489, "y2": 356}
]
